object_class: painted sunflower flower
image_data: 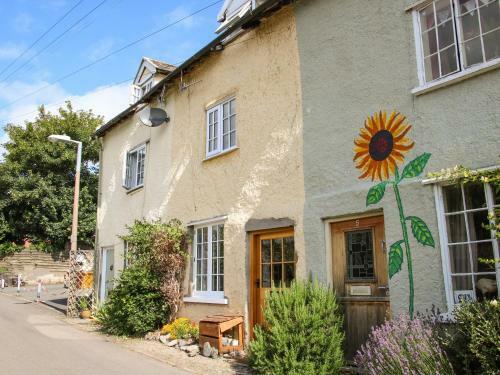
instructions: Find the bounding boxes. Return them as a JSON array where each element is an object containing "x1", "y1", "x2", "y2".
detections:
[{"x1": 353, "y1": 111, "x2": 414, "y2": 181}]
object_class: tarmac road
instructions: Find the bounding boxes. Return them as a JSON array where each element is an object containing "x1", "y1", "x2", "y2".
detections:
[{"x1": 0, "y1": 293, "x2": 189, "y2": 375}]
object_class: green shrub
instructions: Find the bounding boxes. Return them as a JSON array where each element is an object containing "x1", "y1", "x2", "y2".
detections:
[
  {"x1": 249, "y1": 280, "x2": 344, "y2": 375},
  {"x1": 442, "y1": 300, "x2": 500, "y2": 374},
  {"x1": 96, "y1": 264, "x2": 169, "y2": 336}
]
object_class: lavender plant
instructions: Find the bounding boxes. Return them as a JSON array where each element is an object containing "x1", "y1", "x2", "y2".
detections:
[{"x1": 354, "y1": 314, "x2": 454, "y2": 375}]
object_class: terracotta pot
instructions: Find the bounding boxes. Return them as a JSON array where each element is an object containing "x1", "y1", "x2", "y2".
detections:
[{"x1": 80, "y1": 310, "x2": 91, "y2": 319}]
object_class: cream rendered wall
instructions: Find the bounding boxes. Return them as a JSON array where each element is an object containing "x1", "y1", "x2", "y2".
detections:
[
  {"x1": 294, "y1": 0, "x2": 500, "y2": 315},
  {"x1": 97, "y1": 7, "x2": 304, "y2": 327}
]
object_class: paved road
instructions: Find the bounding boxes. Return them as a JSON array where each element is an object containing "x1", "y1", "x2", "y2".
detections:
[
  {"x1": 0, "y1": 293, "x2": 189, "y2": 375},
  {"x1": 1, "y1": 283, "x2": 68, "y2": 312}
]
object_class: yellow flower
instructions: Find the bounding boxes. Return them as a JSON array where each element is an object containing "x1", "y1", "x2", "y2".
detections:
[
  {"x1": 491, "y1": 299, "x2": 498, "y2": 307},
  {"x1": 353, "y1": 111, "x2": 414, "y2": 181}
]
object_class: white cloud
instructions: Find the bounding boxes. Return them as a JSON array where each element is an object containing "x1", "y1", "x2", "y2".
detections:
[
  {"x1": 0, "y1": 79, "x2": 131, "y2": 126},
  {"x1": 0, "y1": 79, "x2": 130, "y2": 158},
  {"x1": 0, "y1": 43, "x2": 25, "y2": 60}
]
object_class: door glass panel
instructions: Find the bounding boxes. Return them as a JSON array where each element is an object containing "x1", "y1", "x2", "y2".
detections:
[
  {"x1": 284, "y1": 236, "x2": 294, "y2": 261},
  {"x1": 480, "y1": 0, "x2": 500, "y2": 33},
  {"x1": 261, "y1": 239, "x2": 271, "y2": 263},
  {"x1": 483, "y1": 28, "x2": 500, "y2": 60},
  {"x1": 346, "y1": 230, "x2": 374, "y2": 279},
  {"x1": 471, "y1": 241, "x2": 495, "y2": 272},
  {"x1": 272, "y1": 264, "x2": 282, "y2": 287},
  {"x1": 272, "y1": 238, "x2": 283, "y2": 262},
  {"x1": 463, "y1": 37, "x2": 484, "y2": 67},
  {"x1": 284, "y1": 263, "x2": 295, "y2": 287},
  {"x1": 262, "y1": 264, "x2": 271, "y2": 288}
]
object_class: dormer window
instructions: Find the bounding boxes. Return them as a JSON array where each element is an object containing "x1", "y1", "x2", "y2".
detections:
[
  {"x1": 216, "y1": 0, "x2": 257, "y2": 33},
  {"x1": 130, "y1": 57, "x2": 175, "y2": 104}
]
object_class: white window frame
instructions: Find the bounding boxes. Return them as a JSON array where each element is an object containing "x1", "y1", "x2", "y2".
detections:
[
  {"x1": 433, "y1": 181, "x2": 499, "y2": 312},
  {"x1": 141, "y1": 79, "x2": 153, "y2": 97},
  {"x1": 191, "y1": 222, "x2": 225, "y2": 301},
  {"x1": 412, "y1": 0, "x2": 500, "y2": 92},
  {"x1": 205, "y1": 97, "x2": 236, "y2": 158},
  {"x1": 123, "y1": 143, "x2": 146, "y2": 190}
]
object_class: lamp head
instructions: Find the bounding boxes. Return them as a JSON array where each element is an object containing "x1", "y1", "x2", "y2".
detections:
[{"x1": 48, "y1": 134, "x2": 72, "y2": 143}]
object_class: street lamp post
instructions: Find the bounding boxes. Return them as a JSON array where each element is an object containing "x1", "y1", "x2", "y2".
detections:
[{"x1": 48, "y1": 134, "x2": 82, "y2": 318}]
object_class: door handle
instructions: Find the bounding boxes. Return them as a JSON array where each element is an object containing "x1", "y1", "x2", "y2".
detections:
[
  {"x1": 255, "y1": 279, "x2": 260, "y2": 288},
  {"x1": 378, "y1": 285, "x2": 389, "y2": 290}
]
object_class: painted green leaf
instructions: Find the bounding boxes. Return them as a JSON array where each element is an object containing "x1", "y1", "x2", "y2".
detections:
[
  {"x1": 407, "y1": 216, "x2": 435, "y2": 247},
  {"x1": 388, "y1": 240, "x2": 404, "y2": 279},
  {"x1": 401, "y1": 153, "x2": 431, "y2": 179},
  {"x1": 366, "y1": 182, "x2": 387, "y2": 206}
]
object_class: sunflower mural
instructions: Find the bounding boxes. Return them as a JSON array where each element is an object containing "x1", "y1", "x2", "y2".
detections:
[{"x1": 354, "y1": 110, "x2": 435, "y2": 319}]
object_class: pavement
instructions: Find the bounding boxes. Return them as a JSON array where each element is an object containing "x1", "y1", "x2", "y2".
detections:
[{"x1": 0, "y1": 292, "x2": 190, "y2": 375}]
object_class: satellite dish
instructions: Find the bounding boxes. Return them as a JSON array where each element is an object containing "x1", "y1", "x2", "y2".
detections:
[{"x1": 138, "y1": 107, "x2": 169, "y2": 127}]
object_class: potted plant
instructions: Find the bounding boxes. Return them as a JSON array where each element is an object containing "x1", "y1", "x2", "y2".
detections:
[{"x1": 78, "y1": 298, "x2": 91, "y2": 319}]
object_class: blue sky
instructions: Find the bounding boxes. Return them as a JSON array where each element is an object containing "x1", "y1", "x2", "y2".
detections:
[{"x1": 0, "y1": 0, "x2": 221, "y2": 141}]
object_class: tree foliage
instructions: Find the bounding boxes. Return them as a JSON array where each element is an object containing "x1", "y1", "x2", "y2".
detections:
[{"x1": 0, "y1": 102, "x2": 101, "y2": 254}]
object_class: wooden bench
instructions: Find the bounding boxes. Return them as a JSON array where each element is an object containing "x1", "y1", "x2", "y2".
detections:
[{"x1": 199, "y1": 315, "x2": 244, "y2": 354}]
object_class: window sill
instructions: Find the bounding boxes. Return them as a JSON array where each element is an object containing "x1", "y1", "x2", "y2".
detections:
[
  {"x1": 124, "y1": 185, "x2": 144, "y2": 195},
  {"x1": 412, "y1": 58, "x2": 500, "y2": 96},
  {"x1": 204, "y1": 147, "x2": 239, "y2": 162},
  {"x1": 183, "y1": 296, "x2": 228, "y2": 305}
]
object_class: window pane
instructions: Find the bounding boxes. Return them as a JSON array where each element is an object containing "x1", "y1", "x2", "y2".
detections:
[
  {"x1": 460, "y1": 11, "x2": 481, "y2": 40},
  {"x1": 446, "y1": 214, "x2": 467, "y2": 243},
  {"x1": 272, "y1": 264, "x2": 282, "y2": 287},
  {"x1": 424, "y1": 53, "x2": 440, "y2": 81},
  {"x1": 484, "y1": 28, "x2": 500, "y2": 60},
  {"x1": 218, "y1": 275, "x2": 224, "y2": 291},
  {"x1": 230, "y1": 131, "x2": 236, "y2": 147},
  {"x1": 202, "y1": 275, "x2": 207, "y2": 291},
  {"x1": 459, "y1": 0, "x2": 478, "y2": 14},
  {"x1": 443, "y1": 184, "x2": 464, "y2": 212},
  {"x1": 471, "y1": 241, "x2": 495, "y2": 272},
  {"x1": 261, "y1": 239, "x2": 271, "y2": 263},
  {"x1": 230, "y1": 99, "x2": 235, "y2": 115},
  {"x1": 212, "y1": 259, "x2": 218, "y2": 274},
  {"x1": 223, "y1": 102, "x2": 229, "y2": 118},
  {"x1": 284, "y1": 263, "x2": 295, "y2": 287},
  {"x1": 475, "y1": 274, "x2": 497, "y2": 300},
  {"x1": 262, "y1": 264, "x2": 271, "y2": 287},
  {"x1": 438, "y1": 20, "x2": 455, "y2": 49},
  {"x1": 219, "y1": 258, "x2": 224, "y2": 274},
  {"x1": 212, "y1": 275, "x2": 217, "y2": 291},
  {"x1": 223, "y1": 134, "x2": 229, "y2": 149},
  {"x1": 284, "y1": 236, "x2": 294, "y2": 261},
  {"x1": 452, "y1": 275, "x2": 474, "y2": 303},
  {"x1": 197, "y1": 244, "x2": 202, "y2": 259},
  {"x1": 463, "y1": 37, "x2": 484, "y2": 66},
  {"x1": 202, "y1": 258, "x2": 207, "y2": 274},
  {"x1": 272, "y1": 238, "x2": 283, "y2": 262},
  {"x1": 435, "y1": 0, "x2": 452, "y2": 23},
  {"x1": 480, "y1": 0, "x2": 500, "y2": 32},
  {"x1": 230, "y1": 115, "x2": 235, "y2": 131},
  {"x1": 422, "y1": 29, "x2": 438, "y2": 56},
  {"x1": 203, "y1": 227, "x2": 208, "y2": 242},
  {"x1": 212, "y1": 225, "x2": 218, "y2": 242},
  {"x1": 219, "y1": 241, "x2": 224, "y2": 257},
  {"x1": 467, "y1": 210, "x2": 491, "y2": 241},
  {"x1": 464, "y1": 183, "x2": 487, "y2": 209},
  {"x1": 346, "y1": 230, "x2": 374, "y2": 279},
  {"x1": 196, "y1": 276, "x2": 201, "y2": 291},
  {"x1": 449, "y1": 244, "x2": 471, "y2": 273},
  {"x1": 440, "y1": 45, "x2": 458, "y2": 75},
  {"x1": 223, "y1": 118, "x2": 229, "y2": 134},
  {"x1": 420, "y1": 4, "x2": 435, "y2": 30}
]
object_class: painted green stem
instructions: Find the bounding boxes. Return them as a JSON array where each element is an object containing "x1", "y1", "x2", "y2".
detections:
[{"x1": 392, "y1": 181, "x2": 414, "y2": 319}]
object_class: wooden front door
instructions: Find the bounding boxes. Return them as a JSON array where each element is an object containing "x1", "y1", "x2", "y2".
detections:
[
  {"x1": 331, "y1": 216, "x2": 390, "y2": 359},
  {"x1": 251, "y1": 228, "x2": 296, "y2": 332}
]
